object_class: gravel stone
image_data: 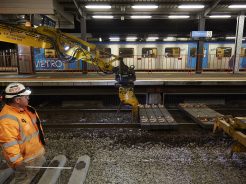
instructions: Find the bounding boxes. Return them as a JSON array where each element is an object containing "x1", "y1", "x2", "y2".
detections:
[{"x1": 41, "y1": 128, "x2": 246, "y2": 184}]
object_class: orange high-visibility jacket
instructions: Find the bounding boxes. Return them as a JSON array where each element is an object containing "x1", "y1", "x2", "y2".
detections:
[{"x1": 0, "y1": 104, "x2": 45, "y2": 168}]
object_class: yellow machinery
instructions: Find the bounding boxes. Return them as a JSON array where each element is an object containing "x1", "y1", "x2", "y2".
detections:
[
  {"x1": 0, "y1": 22, "x2": 139, "y2": 119},
  {"x1": 213, "y1": 116, "x2": 246, "y2": 156}
]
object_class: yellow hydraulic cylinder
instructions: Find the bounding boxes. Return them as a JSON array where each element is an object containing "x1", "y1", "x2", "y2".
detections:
[{"x1": 119, "y1": 87, "x2": 139, "y2": 122}]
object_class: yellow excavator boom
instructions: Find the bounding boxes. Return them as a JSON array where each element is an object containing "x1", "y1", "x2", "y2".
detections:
[{"x1": 0, "y1": 22, "x2": 139, "y2": 121}]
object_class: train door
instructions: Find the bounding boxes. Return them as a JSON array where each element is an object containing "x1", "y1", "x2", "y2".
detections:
[
  {"x1": 240, "y1": 44, "x2": 246, "y2": 69},
  {"x1": 187, "y1": 43, "x2": 197, "y2": 69},
  {"x1": 187, "y1": 42, "x2": 208, "y2": 69},
  {"x1": 203, "y1": 43, "x2": 209, "y2": 68}
]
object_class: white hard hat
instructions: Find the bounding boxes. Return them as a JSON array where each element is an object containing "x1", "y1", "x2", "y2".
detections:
[{"x1": 4, "y1": 83, "x2": 31, "y2": 99}]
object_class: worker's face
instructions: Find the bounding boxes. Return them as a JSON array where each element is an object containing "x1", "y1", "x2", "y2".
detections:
[{"x1": 15, "y1": 95, "x2": 29, "y2": 108}]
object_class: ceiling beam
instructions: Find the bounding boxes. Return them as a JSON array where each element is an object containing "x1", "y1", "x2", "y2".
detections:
[
  {"x1": 204, "y1": 0, "x2": 221, "y2": 16},
  {"x1": 73, "y1": 0, "x2": 84, "y2": 17},
  {"x1": 0, "y1": 0, "x2": 54, "y2": 14},
  {"x1": 53, "y1": 0, "x2": 74, "y2": 25}
]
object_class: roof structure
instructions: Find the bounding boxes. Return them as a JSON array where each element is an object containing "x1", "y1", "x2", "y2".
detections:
[{"x1": 0, "y1": 0, "x2": 245, "y2": 40}]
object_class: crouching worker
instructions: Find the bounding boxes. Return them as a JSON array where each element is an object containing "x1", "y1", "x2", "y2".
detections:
[{"x1": 0, "y1": 83, "x2": 46, "y2": 184}]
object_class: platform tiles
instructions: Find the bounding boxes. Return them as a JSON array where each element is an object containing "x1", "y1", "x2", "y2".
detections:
[
  {"x1": 139, "y1": 104, "x2": 178, "y2": 130},
  {"x1": 178, "y1": 103, "x2": 223, "y2": 129}
]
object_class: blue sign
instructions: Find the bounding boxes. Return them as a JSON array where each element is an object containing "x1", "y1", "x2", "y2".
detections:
[
  {"x1": 34, "y1": 48, "x2": 64, "y2": 70},
  {"x1": 191, "y1": 31, "x2": 212, "y2": 38}
]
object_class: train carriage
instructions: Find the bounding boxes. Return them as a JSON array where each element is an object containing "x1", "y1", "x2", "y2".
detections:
[{"x1": 1, "y1": 41, "x2": 246, "y2": 72}]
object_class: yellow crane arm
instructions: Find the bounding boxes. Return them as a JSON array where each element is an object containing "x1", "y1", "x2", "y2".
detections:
[{"x1": 0, "y1": 22, "x2": 139, "y2": 120}]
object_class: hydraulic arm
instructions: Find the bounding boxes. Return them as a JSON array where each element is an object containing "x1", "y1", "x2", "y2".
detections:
[
  {"x1": 0, "y1": 22, "x2": 139, "y2": 119},
  {"x1": 213, "y1": 116, "x2": 246, "y2": 156}
]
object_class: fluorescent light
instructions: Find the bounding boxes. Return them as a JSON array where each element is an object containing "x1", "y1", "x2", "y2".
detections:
[
  {"x1": 92, "y1": 15, "x2": 113, "y2": 19},
  {"x1": 146, "y1": 37, "x2": 159, "y2": 41},
  {"x1": 177, "y1": 38, "x2": 189, "y2": 41},
  {"x1": 163, "y1": 37, "x2": 176, "y2": 41},
  {"x1": 99, "y1": 37, "x2": 102, "y2": 42},
  {"x1": 228, "y1": 5, "x2": 246, "y2": 9},
  {"x1": 168, "y1": 15, "x2": 190, "y2": 19},
  {"x1": 131, "y1": 15, "x2": 152, "y2": 19},
  {"x1": 126, "y1": 37, "x2": 137, "y2": 41},
  {"x1": 132, "y1": 5, "x2": 158, "y2": 9},
  {"x1": 178, "y1": 5, "x2": 205, "y2": 9},
  {"x1": 226, "y1": 36, "x2": 246, "y2": 40},
  {"x1": 226, "y1": 37, "x2": 235, "y2": 39},
  {"x1": 209, "y1": 15, "x2": 231, "y2": 18},
  {"x1": 109, "y1": 37, "x2": 120, "y2": 41},
  {"x1": 85, "y1": 5, "x2": 111, "y2": 9}
]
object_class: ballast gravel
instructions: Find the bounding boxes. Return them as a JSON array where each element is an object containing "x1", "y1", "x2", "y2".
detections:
[{"x1": 42, "y1": 128, "x2": 246, "y2": 184}]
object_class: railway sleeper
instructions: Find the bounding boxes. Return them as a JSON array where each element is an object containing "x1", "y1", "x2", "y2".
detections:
[
  {"x1": 178, "y1": 103, "x2": 224, "y2": 129},
  {"x1": 68, "y1": 155, "x2": 90, "y2": 184},
  {"x1": 0, "y1": 155, "x2": 91, "y2": 184},
  {"x1": 139, "y1": 104, "x2": 178, "y2": 130},
  {"x1": 38, "y1": 155, "x2": 67, "y2": 184}
]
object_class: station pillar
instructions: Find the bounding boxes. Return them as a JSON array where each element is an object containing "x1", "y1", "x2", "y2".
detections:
[
  {"x1": 233, "y1": 14, "x2": 245, "y2": 74},
  {"x1": 196, "y1": 16, "x2": 205, "y2": 74},
  {"x1": 80, "y1": 15, "x2": 88, "y2": 74}
]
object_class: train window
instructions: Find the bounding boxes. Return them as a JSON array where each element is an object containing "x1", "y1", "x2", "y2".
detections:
[
  {"x1": 189, "y1": 48, "x2": 207, "y2": 57},
  {"x1": 99, "y1": 48, "x2": 111, "y2": 58},
  {"x1": 119, "y1": 48, "x2": 134, "y2": 58},
  {"x1": 216, "y1": 47, "x2": 232, "y2": 58},
  {"x1": 241, "y1": 48, "x2": 246, "y2": 57},
  {"x1": 142, "y1": 48, "x2": 157, "y2": 58},
  {"x1": 45, "y1": 49, "x2": 57, "y2": 58},
  {"x1": 190, "y1": 48, "x2": 197, "y2": 57},
  {"x1": 165, "y1": 47, "x2": 180, "y2": 58}
]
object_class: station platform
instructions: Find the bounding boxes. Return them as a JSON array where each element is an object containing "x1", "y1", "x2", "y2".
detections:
[
  {"x1": 1, "y1": 72, "x2": 246, "y2": 96},
  {"x1": 0, "y1": 72, "x2": 246, "y2": 87}
]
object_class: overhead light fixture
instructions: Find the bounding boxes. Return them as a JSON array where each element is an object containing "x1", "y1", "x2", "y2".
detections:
[
  {"x1": 226, "y1": 36, "x2": 235, "y2": 39},
  {"x1": 126, "y1": 37, "x2": 137, "y2": 41},
  {"x1": 177, "y1": 38, "x2": 189, "y2": 41},
  {"x1": 228, "y1": 5, "x2": 246, "y2": 9},
  {"x1": 146, "y1": 37, "x2": 159, "y2": 41},
  {"x1": 109, "y1": 37, "x2": 120, "y2": 41},
  {"x1": 209, "y1": 15, "x2": 231, "y2": 18},
  {"x1": 132, "y1": 5, "x2": 158, "y2": 9},
  {"x1": 85, "y1": 5, "x2": 111, "y2": 9},
  {"x1": 168, "y1": 15, "x2": 190, "y2": 19},
  {"x1": 92, "y1": 15, "x2": 114, "y2": 19},
  {"x1": 163, "y1": 37, "x2": 176, "y2": 41},
  {"x1": 178, "y1": 5, "x2": 205, "y2": 9},
  {"x1": 226, "y1": 36, "x2": 246, "y2": 40},
  {"x1": 131, "y1": 15, "x2": 152, "y2": 19}
]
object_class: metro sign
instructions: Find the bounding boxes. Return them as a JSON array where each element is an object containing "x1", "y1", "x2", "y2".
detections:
[{"x1": 191, "y1": 31, "x2": 213, "y2": 38}]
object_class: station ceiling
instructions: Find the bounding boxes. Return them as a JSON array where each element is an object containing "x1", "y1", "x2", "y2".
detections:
[
  {"x1": 61, "y1": 0, "x2": 246, "y2": 40},
  {"x1": 0, "y1": 0, "x2": 246, "y2": 40}
]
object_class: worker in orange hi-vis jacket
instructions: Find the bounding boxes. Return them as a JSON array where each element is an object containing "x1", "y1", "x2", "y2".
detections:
[{"x1": 0, "y1": 83, "x2": 46, "y2": 184}]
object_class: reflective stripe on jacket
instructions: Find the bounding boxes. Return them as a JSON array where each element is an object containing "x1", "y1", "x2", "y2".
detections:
[{"x1": 0, "y1": 104, "x2": 45, "y2": 168}]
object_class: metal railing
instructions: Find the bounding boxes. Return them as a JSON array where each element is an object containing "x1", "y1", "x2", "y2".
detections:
[
  {"x1": 1, "y1": 52, "x2": 246, "y2": 73},
  {"x1": 0, "y1": 49, "x2": 18, "y2": 72}
]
